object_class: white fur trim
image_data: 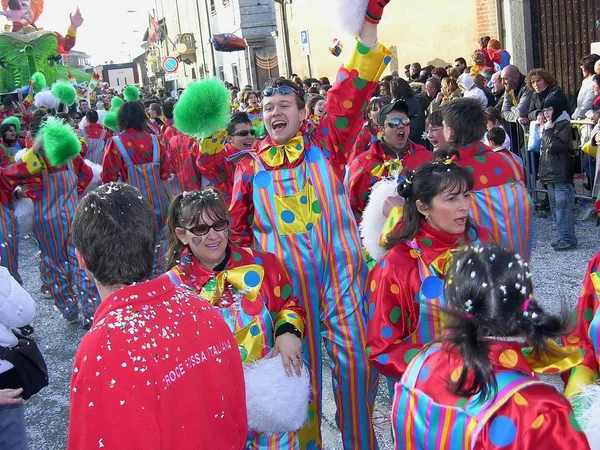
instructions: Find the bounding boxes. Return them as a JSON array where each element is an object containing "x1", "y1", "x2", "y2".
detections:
[
  {"x1": 577, "y1": 383, "x2": 600, "y2": 449},
  {"x1": 244, "y1": 354, "x2": 310, "y2": 435},
  {"x1": 332, "y1": 0, "x2": 369, "y2": 38},
  {"x1": 83, "y1": 159, "x2": 103, "y2": 195},
  {"x1": 360, "y1": 177, "x2": 399, "y2": 260},
  {"x1": 13, "y1": 149, "x2": 27, "y2": 162}
]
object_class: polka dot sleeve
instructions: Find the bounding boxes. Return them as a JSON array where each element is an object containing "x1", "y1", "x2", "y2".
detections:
[
  {"x1": 101, "y1": 138, "x2": 125, "y2": 183},
  {"x1": 315, "y1": 41, "x2": 393, "y2": 170},
  {"x1": 345, "y1": 156, "x2": 373, "y2": 220},
  {"x1": 477, "y1": 385, "x2": 590, "y2": 449},
  {"x1": 561, "y1": 251, "x2": 600, "y2": 397},
  {"x1": 365, "y1": 263, "x2": 418, "y2": 380}
]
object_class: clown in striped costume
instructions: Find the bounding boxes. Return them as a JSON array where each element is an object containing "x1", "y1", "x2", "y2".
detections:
[{"x1": 229, "y1": 18, "x2": 392, "y2": 449}]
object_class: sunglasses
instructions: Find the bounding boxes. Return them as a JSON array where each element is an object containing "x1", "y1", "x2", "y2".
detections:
[
  {"x1": 230, "y1": 129, "x2": 256, "y2": 137},
  {"x1": 385, "y1": 117, "x2": 411, "y2": 128},
  {"x1": 185, "y1": 219, "x2": 229, "y2": 236},
  {"x1": 262, "y1": 85, "x2": 298, "y2": 97}
]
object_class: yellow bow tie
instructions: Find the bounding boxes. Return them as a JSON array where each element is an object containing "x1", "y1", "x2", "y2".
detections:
[
  {"x1": 200, "y1": 264, "x2": 264, "y2": 306},
  {"x1": 371, "y1": 158, "x2": 404, "y2": 178},
  {"x1": 262, "y1": 135, "x2": 304, "y2": 167}
]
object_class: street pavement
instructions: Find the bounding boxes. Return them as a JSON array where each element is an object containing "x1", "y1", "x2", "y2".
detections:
[{"x1": 20, "y1": 212, "x2": 600, "y2": 449}]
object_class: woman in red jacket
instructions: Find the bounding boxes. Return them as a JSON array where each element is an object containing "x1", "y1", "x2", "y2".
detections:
[
  {"x1": 365, "y1": 161, "x2": 491, "y2": 395},
  {"x1": 165, "y1": 189, "x2": 307, "y2": 450}
]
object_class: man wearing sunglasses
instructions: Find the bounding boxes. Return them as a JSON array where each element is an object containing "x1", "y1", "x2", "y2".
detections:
[
  {"x1": 345, "y1": 99, "x2": 431, "y2": 222},
  {"x1": 192, "y1": 112, "x2": 257, "y2": 207},
  {"x1": 229, "y1": 3, "x2": 394, "y2": 448}
]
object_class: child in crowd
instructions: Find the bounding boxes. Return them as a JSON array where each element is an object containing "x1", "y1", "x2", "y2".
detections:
[
  {"x1": 393, "y1": 245, "x2": 589, "y2": 449},
  {"x1": 487, "y1": 127, "x2": 523, "y2": 165}
]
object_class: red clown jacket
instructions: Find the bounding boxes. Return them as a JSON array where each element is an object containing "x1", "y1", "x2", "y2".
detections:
[
  {"x1": 67, "y1": 275, "x2": 248, "y2": 450},
  {"x1": 345, "y1": 140, "x2": 431, "y2": 220}
]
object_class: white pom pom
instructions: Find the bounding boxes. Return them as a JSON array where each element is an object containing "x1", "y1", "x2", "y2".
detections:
[
  {"x1": 360, "y1": 177, "x2": 399, "y2": 260},
  {"x1": 332, "y1": 0, "x2": 369, "y2": 37},
  {"x1": 243, "y1": 354, "x2": 310, "y2": 435},
  {"x1": 14, "y1": 197, "x2": 34, "y2": 236},
  {"x1": 576, "y1": 383, "x2": 600, "y2": 449},
  {"x1": 33, "y1": 90, "x2": 58, "y2": 110},
  {"x1": 13, "y1": 149, "x2": 27, "y2": 163}
]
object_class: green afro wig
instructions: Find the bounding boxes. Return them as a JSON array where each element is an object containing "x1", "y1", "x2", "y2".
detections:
[
  {"x1": 31, "y1": 72, "x2": 47, "y2": 94},
  {"x1": 2, "y1": 116, "x2": 21, "y2": 135},
  {"x1": 40, "y1": 116, "x2": 81, "y2": 167},
  {"x1": 111, "y1": 97, "x2": 124, "y2": 111},
  {"x1": 174, "y1": 79, "x2": 231, "y2": 138},
  {"x1": 123, "y1": 85, "x2": 140, "y2": 102},
  {"x1": 103, "y1": 111, "x2": 119, "y2": 132},
  {"x1": 51, "y1": 81, "x2": 77, "y2": 106}
]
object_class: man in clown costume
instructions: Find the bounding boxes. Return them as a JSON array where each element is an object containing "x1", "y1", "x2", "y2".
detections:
[{"x1": 229, "y1": 1, "x2": 393, "y2": 448}]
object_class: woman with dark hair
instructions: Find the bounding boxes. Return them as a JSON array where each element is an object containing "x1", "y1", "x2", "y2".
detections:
[
  {"x1": 349, "y1": 96, "x2": 389, "y2": 160},
  {"x1": 431, "y1": 67, "x2": 448, "y2": 79},
  {"x1": 365, "y1": 161, "x2": 490, "y2": 394},
  {"x1": 526, "y1": 68, "x2": 569, "y2": 122},
  {"x1": 101, "y1": 100, "x2": 173, "y2": 275},
  {"x1": 165, "y1": 189, "x2": 307, "y2": 449},
  {"x1": 305, "y1": 94, "x2": 326, "y2": 121},
  {"x1": 242, "y1": 90, "x2": 263, "y2": 131},
  {"x1": 392, "y1": 245, "x2": 589, "y2": 449},
  {"x1": 390, "y1": 77, "x2": 426, "y2": 145},
  {"x1": 573, "y1": 54, "x2": 600, "y2": 119},
  {"x1": 0, "y1": 121, "x2": 24, "y2": 165}
]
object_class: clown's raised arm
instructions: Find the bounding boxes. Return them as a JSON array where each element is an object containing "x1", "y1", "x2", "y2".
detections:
[{"x1": 56, "y1": 8, "x2": 83, "y2": 54}]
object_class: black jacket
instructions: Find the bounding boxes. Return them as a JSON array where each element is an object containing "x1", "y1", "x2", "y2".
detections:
[
  {"x1": 528, "y1": 85, "x2": 570, "y2": 122},
  {"x1": 539, "y1": 119, "x2": 575, "y2": 184}
]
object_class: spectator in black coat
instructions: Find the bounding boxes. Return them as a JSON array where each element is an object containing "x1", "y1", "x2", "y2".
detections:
[{"x1": 526, "y1": 68, "x2": 570, "y2": 122}]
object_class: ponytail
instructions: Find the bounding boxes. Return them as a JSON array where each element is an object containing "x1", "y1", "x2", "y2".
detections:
[
  {"x1": 518, "y1": 299, "x2": 569, "y2": 360},
  {"x1": 165, "y1": 193, "x2": 185, "y2": 270},
  {"x1": 442, "y1": 313, "x2": 495, "y2": 402}
]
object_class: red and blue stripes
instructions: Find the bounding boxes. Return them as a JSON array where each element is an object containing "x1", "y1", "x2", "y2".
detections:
[
  {"x1": 81, "y1": 129, "x2": 109, "y2": 166},
  {"x1": 113, "y1": 135, "x2": 170, "y2": 276},
  {"x1": 0, "y1": 202, "x2": 20, "y2": 284},
  {"x1": 249, "y1": 138, "x2": 378, "y2": 449}
]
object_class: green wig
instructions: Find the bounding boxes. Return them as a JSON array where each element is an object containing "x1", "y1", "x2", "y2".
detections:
[
  {"x1": 111, "y1": 97, "x2": 124, "y2": 111},
  {"x1": 2, "y1": 116, "x2": 21, "y2": 135},
  {"x1": 174, "y1": 79, "x2": 231, "y2": 138},
  {"x1": 123, "y1": 85, "x2": 140, "y2": 102},
  {"x1": 31, "y1": 72, "x2": 47, "y2": 94},
  {"x1": 40, "y1": 116, "x2": 81, "y2": 167},
  {"x1": 103, "y1": 111, "x2": 119, "y2": 132},
  {"x1": 51, "y1": 81, "x2": 77, "y2": 106}
]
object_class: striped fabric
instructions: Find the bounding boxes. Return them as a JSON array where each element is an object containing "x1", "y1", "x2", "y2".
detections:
[
  {"x1": 0, "y1": 202, "x2": 20, "y2": 284},
  {"x1": 81, "y1": 128, "x2": 109, "y2": 166},
  {"x1": 248, "y1": 136, "x2": 378, "y2": 450},
  {"x1": 470, "y1": 182, "x2": 533, "y2": 261},
  {"x1": 32, "y1": 164, "x2": 99, "y2": 320},
  {"x1": 393, "y1": 343, "x2": 543, "y2": 449},
  {"x1": 113, "y1": 135, "x2": 170, "y2": 276}
]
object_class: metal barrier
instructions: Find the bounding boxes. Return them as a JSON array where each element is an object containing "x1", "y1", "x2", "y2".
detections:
[{"x1": 503, "y1": 118, "x2": 597, "y2": 205}]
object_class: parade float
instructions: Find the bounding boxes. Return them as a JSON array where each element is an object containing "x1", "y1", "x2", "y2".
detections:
[{"x1": 0, "y1": 1, "x2": 98, "y2": 99}]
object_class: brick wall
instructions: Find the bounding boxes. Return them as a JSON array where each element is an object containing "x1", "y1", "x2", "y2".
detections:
[{"x1": 476, "y1": 0, "x2": 499, "y2": 40}]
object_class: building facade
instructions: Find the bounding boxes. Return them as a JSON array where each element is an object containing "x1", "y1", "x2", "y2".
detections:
[{"x1": 147, "y1": 0, "x2": 280, "y2": 90}]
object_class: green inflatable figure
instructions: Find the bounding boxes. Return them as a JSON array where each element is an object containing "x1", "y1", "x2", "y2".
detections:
[{"x1": 0, "y1": 6, "x2": 90, "y2": 94}]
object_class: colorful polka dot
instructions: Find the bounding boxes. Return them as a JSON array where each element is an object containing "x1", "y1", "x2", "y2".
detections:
[
  {"x1": 354, "y1": 77, "x2": 368, "y2": 89},
  {"x1": 281, "y1": 284, "x2": 293, "y2": 300},
  {"x1": 233, "y1": 251, "x2": 242, "y2": 262},
  {"x1": 531, "y1": 414, "x2": 544, "y2": 429},
  {"x1": 249, "y1": 324, "x2": 260, "y2": 336},
  {"x1": 306, "y1": 223, "x2": 314, "y2": 231},
  {"x1": 489, "y1": 416, "x2": 516, "y2": 446},
  {"x1": 312, "y1": 201, "x2": 322, "y2": 214},
  {"x1": 421, "y1": 238, "x2": 433, "y2": 247},
  {"x1": 368, "y1": 302, "x2": 376, "y2": 320},
  {"x1": 455, "y1": 397, "x2": 468, "y2": 409},
  {"x1": 474, "y1": 155, "x2": 487, "y2": 163},
  {"x1": 274, "y1": 286, "x2": 281, "y2": 297},
  {"x1": 343, "y1": 100, "x2": 353, "y2": 109},
  {"x1": 513, "y1": 392, "x2": 528, "y2": 406},
  {"x1": 584, "y1": 308, "x2": 594, "y2": 321},
  {"x1": 404, "y1": 348, "x2": 420, "y2": 364},
  {"x1": 421, "y1": 276, "x2": 443, "y2": 299},
  {"x1": 450, "y1": 366, "x2": 463, "y2": 382},
  {"x1": 390, "y1": 306, "x2": 401, "y2": 324},
  {"x1": 370, "y1": 280, "x2": 376, "y2": 292},
  {"x1": 239, "y1": 345, "x2": 248, "y2": 362},
  {"x1": 254, "y1": 170, "x2": 271, "y2": 188},
  {"x1": 244, "y1": 270, "x2": 261, "y2": 288},
  {"x1": 390, "y1": 284, "x2": 400, "y2": 294},
  {"x1": 494, "y1": 166, "x2": 502, "y2": 176},
  {"x1": 300, "y1": 195, "x2": 307, "y2": 204},
  {"x1": 381, "y1": 326, "x2": 393, "y2": 339},
  {"x1": 377, "y1": 353, "x2": 390, "y2": 364},
  {"x1": 335, "y1": 117, "x2": 349, "y2": 130},
  {"x1": 281, "y1": 210, "x2": 295, "y2": 223},
  {"x1": 479, "y1": 175, "x2": 488, "y2": 185},
  {"x1": 499, "y1": 349, "x2": 519, "y2": 368}
]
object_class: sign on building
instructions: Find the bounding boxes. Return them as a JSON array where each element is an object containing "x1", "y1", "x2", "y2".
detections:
[
  {"x1": 162, "y1": 56, "x2": 179, "y2": 74},
  {"x1": 301, "y1": 30, "x2": 310, "y2": 56}
]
